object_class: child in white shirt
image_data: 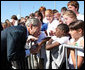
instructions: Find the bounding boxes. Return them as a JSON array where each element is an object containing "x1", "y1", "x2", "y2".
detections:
[
  {"x1": 68, "y1": 20, "x2": 84, "y2": 69},
  {"x1": 45, "y1": 9, "x2": 60, "y2": 69},
  {"x1": 46, "y1": 24, "x2": 70, "y2": 69}
]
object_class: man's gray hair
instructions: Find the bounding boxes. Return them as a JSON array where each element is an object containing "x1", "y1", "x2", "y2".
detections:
[{"x1": 25, "y1": 18, "x2": 41, "y2": 27}]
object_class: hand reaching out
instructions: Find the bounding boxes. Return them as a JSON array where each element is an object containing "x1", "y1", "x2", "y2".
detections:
[{"x1": 27, "y1": 35, "x2": 38, "y2": 42}]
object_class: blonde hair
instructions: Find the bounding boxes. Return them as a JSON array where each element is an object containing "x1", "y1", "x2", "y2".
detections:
[
  {"x1": 45, "y1": 9, "x2": 53, "y2": 15},
  {"x1": 63, "y1": 10, "x2": 77, "y2": 21}
]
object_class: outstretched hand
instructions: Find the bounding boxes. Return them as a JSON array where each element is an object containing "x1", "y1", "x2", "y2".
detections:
[
  {"x1": 38, "y1": 37, "x2": 51, "y2": 46},
  {"x1": 30, "y1": 37, "x2": 51, "y2": 54},
  {"x1": 27, "y1": 35, "x2": 38, "y2": 42}
]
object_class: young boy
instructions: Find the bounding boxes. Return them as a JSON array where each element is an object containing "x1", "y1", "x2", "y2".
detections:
[{"x1": 67, "y1": 1, "x2": 84, "y2": 21}]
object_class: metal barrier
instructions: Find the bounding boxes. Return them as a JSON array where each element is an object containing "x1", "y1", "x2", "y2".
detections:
[{"x1": 63, "y1": 44, "x2": 84, "y2": 69}]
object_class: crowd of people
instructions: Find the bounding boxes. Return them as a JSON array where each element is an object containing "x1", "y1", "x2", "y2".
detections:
[{"x1": 1, "y1": 1, "x2": 84, "y2": 69}]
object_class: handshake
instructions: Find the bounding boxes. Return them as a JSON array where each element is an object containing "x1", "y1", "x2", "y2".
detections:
[
  {"x1": 27, "y1": 35, "x2": 51, "y2": 43},
  {"x1": 27, "y1": 35, "x2": 51, "y2": 54},
  {"x1": 27, "y1": 35, "x2": 38, "y2": 42}
]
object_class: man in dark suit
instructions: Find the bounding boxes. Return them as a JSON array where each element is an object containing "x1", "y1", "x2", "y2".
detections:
[
  {"x1": 1, "y1": 18, "x2": 47, "y2": 69},
  {"x1": 1, "y1": 25, "x2": 27, "y2": 69},
  {"x1": 1, "y1": 23, "x2": 3, "y2": 31}
]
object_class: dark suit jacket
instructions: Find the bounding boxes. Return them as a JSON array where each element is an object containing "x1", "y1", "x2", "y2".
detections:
[
  {"x1": 1, "y1": 25, "x2": 27, "y2": 69},
  {"x1": 1, "y1": 23, "x2": 3, "y2": 31}
]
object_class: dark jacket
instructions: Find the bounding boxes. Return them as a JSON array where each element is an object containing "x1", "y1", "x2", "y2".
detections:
[
  {"x1": 1, "y1": 25, "x2": 27, "y2": 69},
  {"x1": 1, "y1": 23, "x2": 3, "y2": 31}
]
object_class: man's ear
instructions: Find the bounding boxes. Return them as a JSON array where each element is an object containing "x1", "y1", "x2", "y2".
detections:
[
  {"x1": 75, "y1": 8, "x2": 78, "y2": 12},
  {"x1": 78, "y1": 28, "x2": 82, "y2": 34}
]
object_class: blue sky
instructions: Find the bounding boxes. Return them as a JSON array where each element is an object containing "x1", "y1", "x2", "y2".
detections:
[{"x1": 1, "y1": 1, "x2": 84, "y2": 22}]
